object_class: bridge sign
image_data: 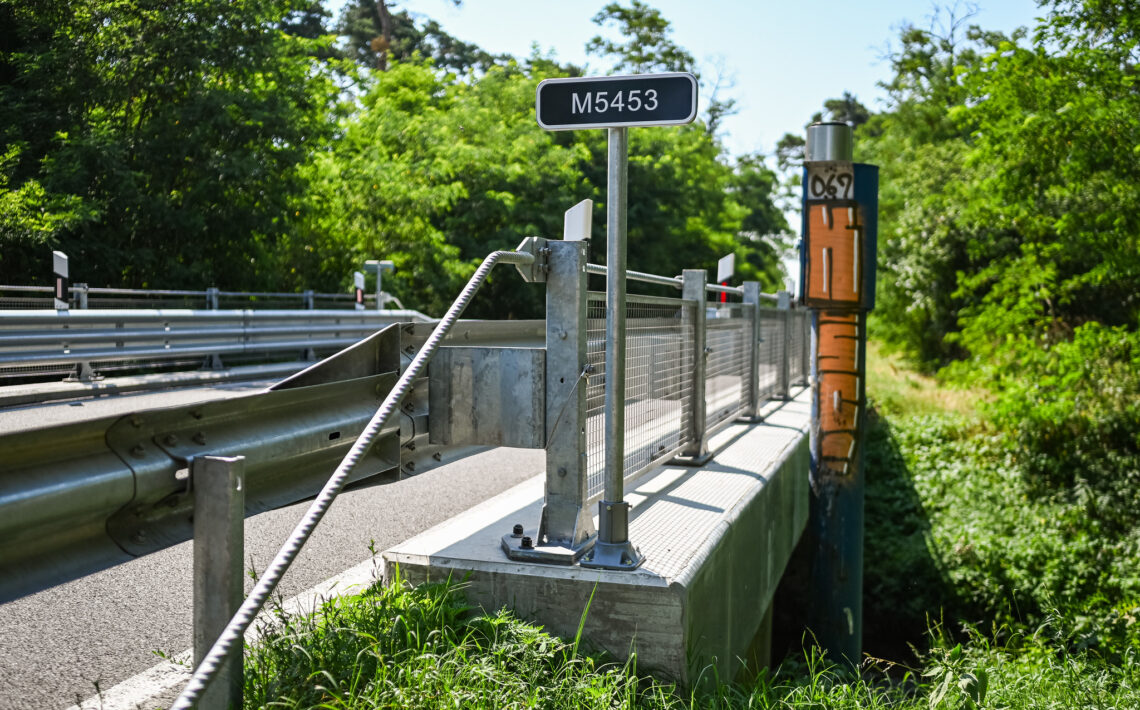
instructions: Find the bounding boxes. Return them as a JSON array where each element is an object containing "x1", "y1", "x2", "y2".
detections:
[{"x1": 536, "y1": 72, "x2": 698, "y2": 131}]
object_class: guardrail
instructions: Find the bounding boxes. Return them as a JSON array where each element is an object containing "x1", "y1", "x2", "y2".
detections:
[
  {"x1": 0, "y1": 307, "x2": 433, "y2": 383},
  {"x1": 0, "y1": 284, "x2": 404, "y2": 311}
]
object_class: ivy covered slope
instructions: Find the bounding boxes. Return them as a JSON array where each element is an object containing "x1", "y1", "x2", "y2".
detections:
[{"x1": 0, "y1": 0, "x2": 790, "y2": 311}]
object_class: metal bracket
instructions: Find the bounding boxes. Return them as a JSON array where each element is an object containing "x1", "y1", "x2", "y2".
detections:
[
  {"x1": 501, "y1": 524, "x2": 595, "y2": 564},
  {"x1": 514, "y1": 237, "x2": 550, "y2": 283}
]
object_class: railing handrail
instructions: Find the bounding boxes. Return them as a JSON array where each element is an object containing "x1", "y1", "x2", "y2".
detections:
[
  {"x1": 0, "y1": 284, "x2": 363, "y2": 300},
  {"x1": 583, "y1": 262, "x2": 778, "y2": 300}
]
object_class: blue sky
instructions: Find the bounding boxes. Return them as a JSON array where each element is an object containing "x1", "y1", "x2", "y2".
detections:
[{"x1": 368, "y1": 0, "x2": 1044, "y2": 157}]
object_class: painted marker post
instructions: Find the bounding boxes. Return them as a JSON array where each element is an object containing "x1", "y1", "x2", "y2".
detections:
[
  {"x1": 536, "y1": 72, "x2": 697, "y2": 570},
  {"x1": 798, "y1": 121, "x2": 879, "y2": 665}
]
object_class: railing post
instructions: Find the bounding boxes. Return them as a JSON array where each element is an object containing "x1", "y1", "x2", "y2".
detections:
[
  {"x1": 192, "y1": 455, "x2": 245, "y2": 709},
  {"x1": 206, "y1": 287, "x2": 220, "y2": 310},
  {"x1": 777, "y1": 290, "x2": 792, "y2": 399},
  {"x1": 673, "y1": 269, "x2": 712, "y2": 465},
  {"x1": 70, "y1": 283, "x2": 98, "y2": 382},
  {"x1": 303, "y1": 290, "x2": 315, "y2": 310},
  {"x1": 799, "y1": 309, "x2": 811, "y2": 386},
  {"x1": 742, "y1": 281, "x2": 762, "y2": 420},
  {"x1": 504, "y1": 235, "x2": 597, "y2": 563}
]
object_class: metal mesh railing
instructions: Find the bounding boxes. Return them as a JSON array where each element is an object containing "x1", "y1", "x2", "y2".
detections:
[
  {"x1": 585, "y1": 294, "x2": 695, "y2": 502},
  {"x1": 705, "y1": 303, "x2": 753, "y2": 429},
  {"x1": 789, "y1": 310, "x2": 809, "y2": 385},
  {"x1": 756, "y1": 309, "x2": 786, "y2": 401}
]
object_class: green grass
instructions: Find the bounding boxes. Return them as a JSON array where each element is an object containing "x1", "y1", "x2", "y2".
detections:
[
  {"x1": 238, "y1": 339, "x2": 1140, "y2": 708},
  {"x1": 242, "y1": 577, "x2": 1140, "y2": 709}
]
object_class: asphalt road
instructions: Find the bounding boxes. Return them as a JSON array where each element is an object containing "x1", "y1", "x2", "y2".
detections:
[{"x1": 0, "y1": 385, "x2": 544, "y2": 709}]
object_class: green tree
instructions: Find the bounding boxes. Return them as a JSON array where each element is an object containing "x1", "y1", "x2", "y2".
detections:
[
  {"x1": 585, "y1": 0, "x2": 696, "y2": 74},
  {"x1": 336, "y1": 1, "x2": 508, "y2": 73},
  {"x1": 0, "y1": 0, "x2": 339, "y2": 289}
]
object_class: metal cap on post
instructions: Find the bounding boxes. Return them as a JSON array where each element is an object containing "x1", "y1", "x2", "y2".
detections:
[{"x1": 806, "y1": 121, "x2": 853, "y2": 162}]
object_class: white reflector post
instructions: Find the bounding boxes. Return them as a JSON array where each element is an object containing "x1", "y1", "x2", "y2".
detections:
[
  {"x1": 717, "y1": 253, "x2": 735, "y2": 284},
  {"x1": 563, "y1": 199, "x2": 593, "y2": 242},
  {"x1": 52, "y1": 250, "x2": 69, "y2": 310}
]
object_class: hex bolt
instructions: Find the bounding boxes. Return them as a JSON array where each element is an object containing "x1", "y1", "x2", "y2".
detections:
[
  {"x1": 190, "y1": 410, "x2": 203, "y2": 420},
  {"x1": 163, "y1": 434, "x2": 179, "y2": 447},
  {"x1": 520, "y1": 536, "x2": 534, "y2": 549},
  {"x1": 432, "y1": 452, "x2": 442, "y2": 461},
  {"x1": 130, "y1": 445, "x2": 145, "y2": 458},
  {"x1": 404, "y1": 462, "x2": 415, "y2": 472},
  {"x1": 130, "y1": 416, "x2": 143, "y2": 428},
  {"x1": 557, "y1": 466, "x2": 567, "y2": 477},
  {"x1": 192, "y1": 432, "x2": 207, "y2": 445},
  {"x1": 512, "y1": 524, "x2": 524, "y2": 537},
  {"x1": 132, "y1": 530, "x2": 147, "y2": 543}
]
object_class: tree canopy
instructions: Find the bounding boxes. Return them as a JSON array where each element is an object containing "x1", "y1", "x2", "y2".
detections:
[{"x1": 0, "y1": 0, "x2": 788, "y2": 301}]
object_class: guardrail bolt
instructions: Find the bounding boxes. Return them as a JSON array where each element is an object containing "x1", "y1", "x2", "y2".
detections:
[
  {"x1": 557, "y1": 466, "x2": 567, "y2": 477},
  {"x1": 193, "y1": 432, "x2": 207, "y2": 445},
  {"x1": 432, "y1": 452, "x2": 442, "y2": 461},
  {"x1": 130, "y1": 445, "x2": 145, "y2": 458},
  {"x1": 404, "y1": 462, "x2": 415, "y2": 472},
  {"x1": 132, "y1": 530, "x2": 147, "y2": 543},
  {"x1": 521, "y1": 536, "x2": 534, "y2": 549},
  {"x1": 164, "y1": 434, "x2": 179, "y2": 447},
  {"x1": 190, "y1": 410, "x2": 203, "y2": 420},
  {"x1": 130, "y1": 416, "x2": 143, "y2": 428},
  {"x1": 512, "y1": 524, "x2": 524, "y2": 536}
]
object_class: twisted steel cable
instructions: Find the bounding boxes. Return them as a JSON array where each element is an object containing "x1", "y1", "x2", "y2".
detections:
[{"x1": 171, "y1": 250, "x2": 535, "y2": 709}]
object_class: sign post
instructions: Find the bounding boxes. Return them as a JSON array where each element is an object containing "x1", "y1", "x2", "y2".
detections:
[{"x1": 536, "y1": 73, "x2": 697, "y2": 571}]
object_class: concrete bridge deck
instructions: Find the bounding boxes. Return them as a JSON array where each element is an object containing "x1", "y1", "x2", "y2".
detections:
[{"x1": 385, "y1": 387, "x2": 811, "y2": 684}]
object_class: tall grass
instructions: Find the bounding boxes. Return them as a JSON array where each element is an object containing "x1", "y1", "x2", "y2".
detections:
[{"x1": 240, "y1": 339, "x2": 1140, "y2": 708}]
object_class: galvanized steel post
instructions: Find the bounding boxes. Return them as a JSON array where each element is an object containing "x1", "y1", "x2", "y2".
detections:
[
  {"x1": 582, "y1": 127, "x2": 642, "y2": 570},
  {"x1": 742, "y1": 281, "x2": 763, "y2": 420},
  {"x1": 777, "y1": 291, "x2": 792, "y2": 399},
  {"x1": 674, "y1": 269, "x2": 712, "y2": 464},
  {"x1": 504, "y1": 233, "x2": 597, "y2": 564},
  {"x1": 192, "y1": 455, "x2": 245, "y2": 709}
]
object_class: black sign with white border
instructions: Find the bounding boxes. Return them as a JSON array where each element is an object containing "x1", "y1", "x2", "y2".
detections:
[{"x1": 536, "y1": 72, "x2": 698, "y2": 131}]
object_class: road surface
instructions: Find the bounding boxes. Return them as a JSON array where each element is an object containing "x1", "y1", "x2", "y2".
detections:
[{"x1": 0, "y1": 384, "x2": 544, "y2": 709}]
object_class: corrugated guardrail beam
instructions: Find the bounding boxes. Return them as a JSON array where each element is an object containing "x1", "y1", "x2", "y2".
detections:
[{"x1": 0, "y1": 309, "x2": 433, "y2": 372}]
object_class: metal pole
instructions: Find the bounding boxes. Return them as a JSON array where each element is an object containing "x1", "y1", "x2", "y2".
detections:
[
  {"x1": 777, "y1": 290, "x2": 792, "y2": 399},
  {"x1": 742, "y1": 281, "x2": 762, "y2": 420},
  {"x1": 673, "y1": 269, "x2": 712, "y2": 464},
  {"x1": 192, "y1": 455, "x2": 245, "y2": 709},
  {"x1": 582, "y1": 127, "x2": 642, "y2": 570}
]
